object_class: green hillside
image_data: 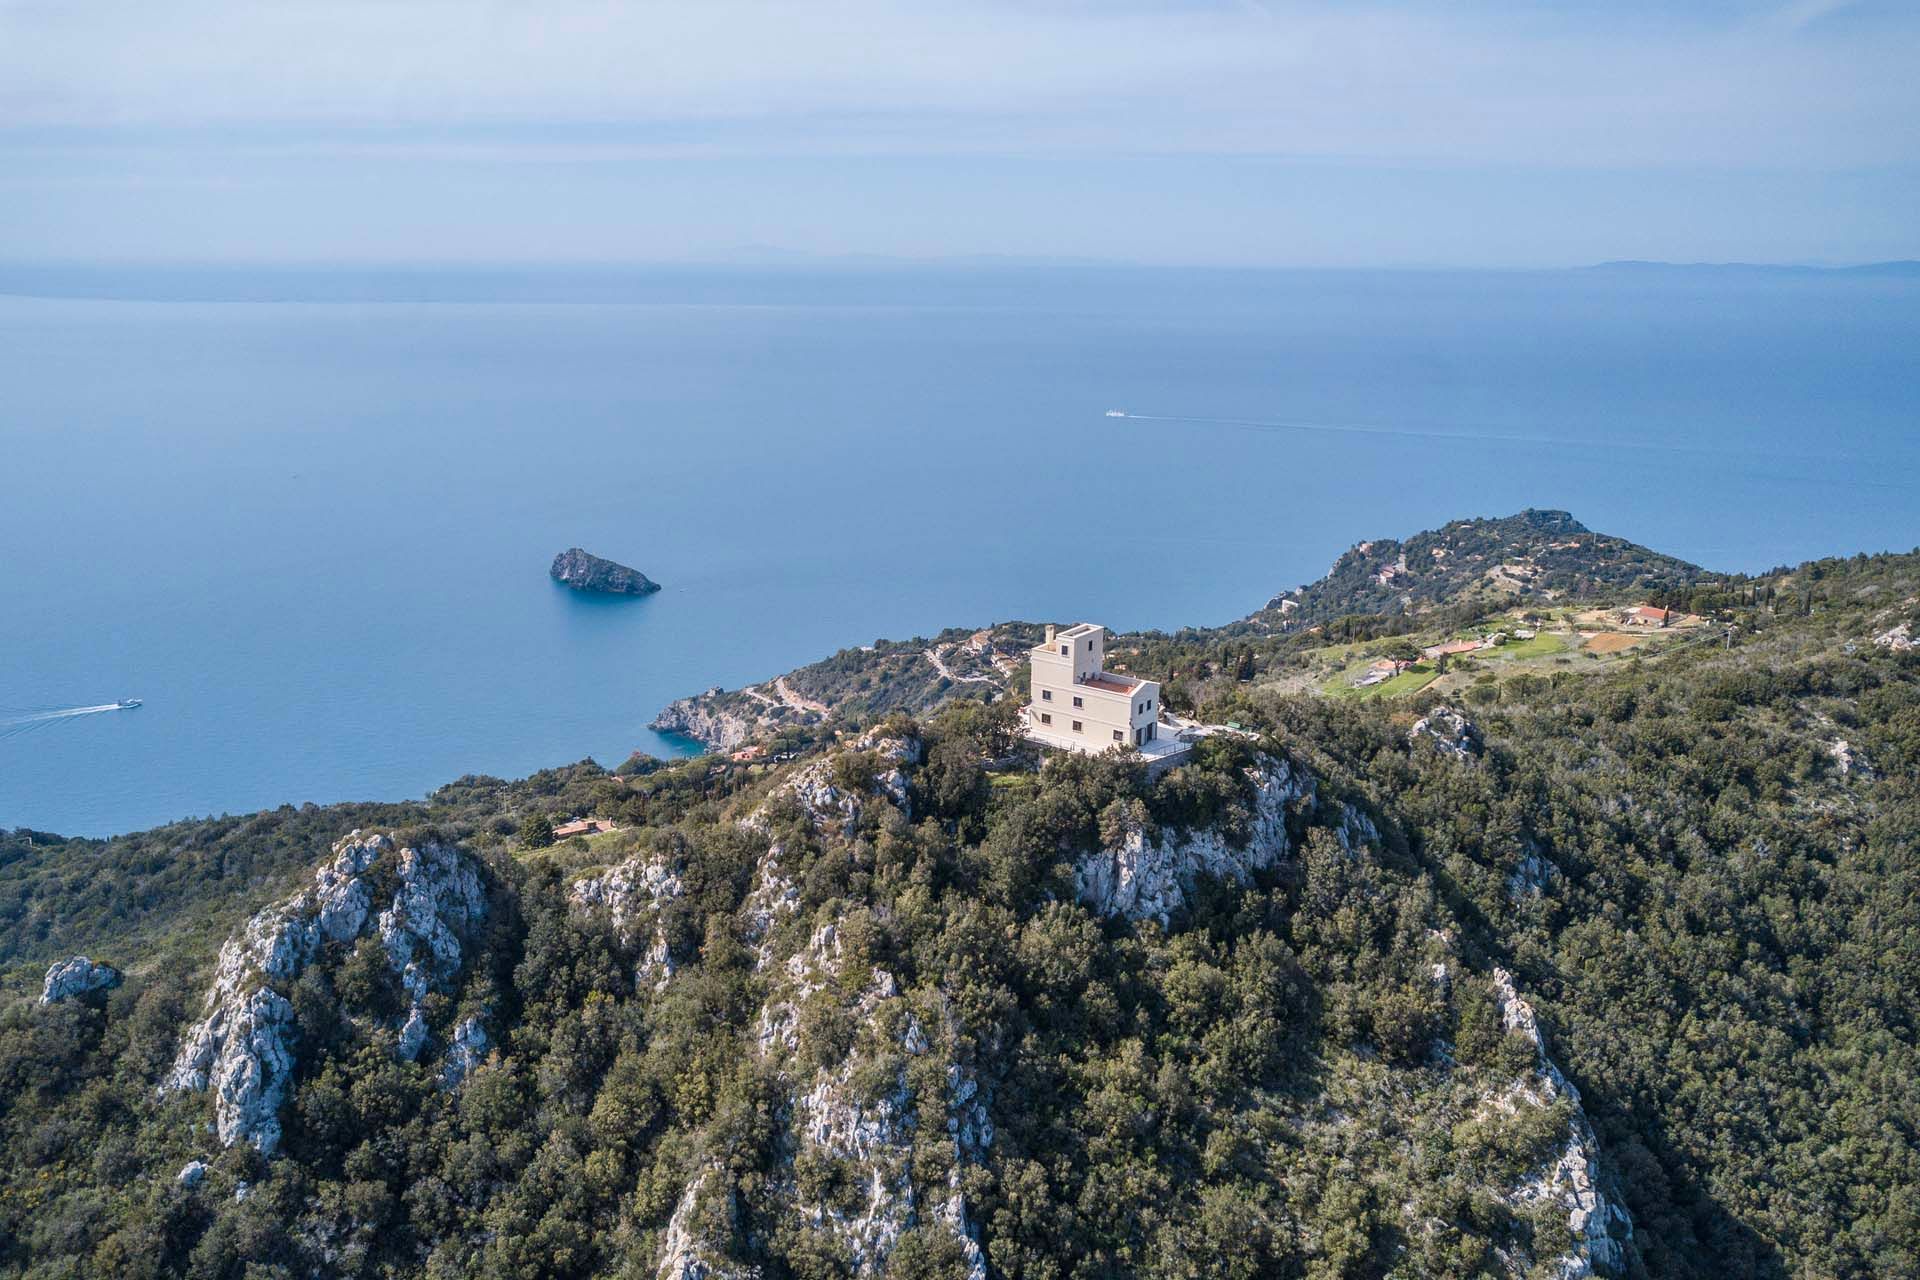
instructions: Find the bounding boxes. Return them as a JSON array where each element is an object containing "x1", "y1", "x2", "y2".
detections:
[{"x1": 3, "y1": 535, "x2": 1917, "y2": 1280}]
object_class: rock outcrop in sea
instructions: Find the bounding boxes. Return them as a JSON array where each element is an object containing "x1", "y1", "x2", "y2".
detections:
[{"x1": 550, "y1": 547, "x2": 660, "y2": 595}]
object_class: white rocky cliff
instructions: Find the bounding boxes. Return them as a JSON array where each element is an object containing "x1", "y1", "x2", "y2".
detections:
[
  {"x1": 1492, "y1": 967, "x2": 1635, "y2": 1278},
  {"x1": 1074, "y1": 750, "x2": 1313, "y2": 923},
  {"x1": 162, "y1": 830, "x2": 490, "y2": 1154},
  {"x1": 571, "y1": 853, "x2": 687, "y2": 990},
  {"x1": 656, "y1": 735, "x2": 984, "y2": 1280}
]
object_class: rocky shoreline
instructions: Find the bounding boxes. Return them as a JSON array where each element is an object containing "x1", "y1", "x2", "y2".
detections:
[{"x1": 650, "y1": 689, "x2": 782, "y2": 752}]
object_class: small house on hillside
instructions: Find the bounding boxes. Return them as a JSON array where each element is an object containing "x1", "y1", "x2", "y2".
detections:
[
  {"x1": 1421, "y1": 638, "x2": 1484, "y2": 661},
  {"x1": 1621, "y1": 605, "x2": 1672, "y2": 627},
  {"x1": 553, "y1": 818, "x2": 616, "y2": 840}
]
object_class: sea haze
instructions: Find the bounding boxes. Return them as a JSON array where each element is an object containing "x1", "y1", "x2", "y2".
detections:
[{"x1": 3, "y1": 264, "x2": 1916, "y2": 835}]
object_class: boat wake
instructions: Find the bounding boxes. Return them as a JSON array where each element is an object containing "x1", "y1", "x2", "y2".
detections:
[{"x1": 0, "y1": 702, "x2": 139, "y2": 741}]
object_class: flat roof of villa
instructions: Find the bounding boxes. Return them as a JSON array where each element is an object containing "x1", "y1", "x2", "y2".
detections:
[{"x1": 1079, "y1": 673, "x2": 1140, "y2": 694}]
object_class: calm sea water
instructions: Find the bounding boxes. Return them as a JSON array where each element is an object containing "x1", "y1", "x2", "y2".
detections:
[{"x1": 3, "y1": 265, "x2": 1916, "y2": 836}]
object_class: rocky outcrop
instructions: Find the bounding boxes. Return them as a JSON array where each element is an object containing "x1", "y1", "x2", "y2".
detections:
[
  {"x1": 657, "y1": 1168, "x2": 756, "y2": 1280},
  {"x1": 39, "y1": 955, "x2": 121, "y2": 1004},
  {"x1": 651, "y1": 692, "x2": 764, "y2": 753},
  {"x1": 162, "y1": 831, "x2": 489, "y2": 1154},
  {"x1": 651, "y1": 737, "x2": 983, "y2": 1280},
  {"x1": 745, "y1": 733, "x2": 923, "y2": 839},
  {"x1": 1491, "y1": 968, "x2": 1634, "y2": 1277},
  {"x1": 441, "y1": 1017, "x2": 490, "y2": 1088},
  {"x1": 1074, "y1": 751, "x2": 1311, "y2": 923},
  {"x1": 1506, "y1": 841, "x2": 1561, "y2": 901},
  {"x1": 1873, "y1": 621, "x2": 1914, "y2": 651},
  {"x1": 1409, "y1": 706, "x2": 1483, "y2": 760},
  {"x1": 571, "y1": 855, "x2": 687, "y2": 990},
  {"x1": 755, "y1": 927, "x2": 985, "y2": 1278},
  {"x1": 177, "y1": 1160, "x2": 208, "y2": 1189},
  {"x1": 1828, "y1": 738, "x2": 1875, "y2": 778},
  {"x1": 550, "y1": 547, "x2": 660, "y2": 596}
]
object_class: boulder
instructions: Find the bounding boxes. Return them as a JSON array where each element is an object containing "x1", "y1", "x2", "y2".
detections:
[
  {"x1": 1409, "y1": 706, "x2": 1484, "y2": 760},
  {"x1": 40, "y1": 955, "x2": 121, "y2": 1004}
]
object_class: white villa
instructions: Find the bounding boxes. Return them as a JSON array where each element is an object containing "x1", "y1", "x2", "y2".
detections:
[{"x1": 1025, "y1": 623, "x2": 1191, "y2": 769}]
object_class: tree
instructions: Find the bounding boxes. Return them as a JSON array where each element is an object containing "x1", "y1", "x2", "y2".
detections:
[{"x1": 518, "y1": 811, "x2": 555, "y2": 849}]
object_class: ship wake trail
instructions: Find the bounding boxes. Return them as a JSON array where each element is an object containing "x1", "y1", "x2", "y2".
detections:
[{"x1": 0, "y1": 704, "x2": 126, "y2": 741}]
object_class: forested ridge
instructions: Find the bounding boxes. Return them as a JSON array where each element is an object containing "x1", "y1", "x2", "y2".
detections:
[{"x1": 2, "y1": 538, "x2": 1917, "y2": 1280}]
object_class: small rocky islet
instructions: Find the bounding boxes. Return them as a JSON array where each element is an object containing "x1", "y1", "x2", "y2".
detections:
[{"x1": 548, "y1": 547, "x2": 659, "y2": 595}]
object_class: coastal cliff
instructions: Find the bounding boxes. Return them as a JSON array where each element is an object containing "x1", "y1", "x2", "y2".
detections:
[{"x1": 550, "y1": 547, "x2": 660, "y2": 595}]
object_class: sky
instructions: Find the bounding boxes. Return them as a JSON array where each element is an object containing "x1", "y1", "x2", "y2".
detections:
[{"x1": 1, "y1": 0, "x2": 1917, "y2": 267}]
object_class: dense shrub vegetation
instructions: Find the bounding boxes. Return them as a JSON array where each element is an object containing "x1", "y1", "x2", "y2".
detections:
[{"x1": 2, "y1": 545, "x2": 1917, "y2": 1279}]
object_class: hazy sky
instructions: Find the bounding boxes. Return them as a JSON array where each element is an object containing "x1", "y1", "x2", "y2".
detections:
[{"x1": 3, "y1": 0, "x2": 1917, "y2": 267}]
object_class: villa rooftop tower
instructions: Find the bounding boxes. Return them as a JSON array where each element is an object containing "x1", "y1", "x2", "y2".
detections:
[{"x1": 1026, "y1": 623, "x2": 1163, "y2": 753}]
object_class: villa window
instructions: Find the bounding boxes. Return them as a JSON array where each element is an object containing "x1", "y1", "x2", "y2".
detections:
[
  {"x1": 1040, "y1": 712, "x2": 1052, "y2": 725},
  {"x1": 1041, "y1": 689, "x2": 1052, "y2": 701},
  {"x1": 1072, "y1": 696, "x2": 1083, "y2": 708},
  {"x1": 1112, "y1": 729, "x2": 1123, "y2": 742},
  {"x1": 1060, "y1": 645, "x2": 1069, "y2": 655},
  {"x1": 1072, "y1": 720, "x2": 1083, "y2": 732}
]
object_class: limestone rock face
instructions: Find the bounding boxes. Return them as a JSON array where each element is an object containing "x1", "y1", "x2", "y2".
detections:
[
  {"x1": 162, "y1": 830, "x2": 489, "y2": 1154},
  {"x1": 1074, "y1": 752, "x2": 1312, "y2": 923},
  {"x1": 39, "y1": 955, "x2": 121, "y2": 1004},
  {"x1": 657, "y1": 739, "x2": 984, "y2": 1280},
  {"x1": 441, "y1": 1017, "x2": 490, "y2": 1088},
  {"x1": 1491, "y1": 967, "x2": 1635, "y2": 1277},
  {"x1": 177, "y1": 1160, "x2": 208, "y2": 1189},
  {"x1": 745, "y1": 734, "x2": 923, "y2": 839},
  {"x1": 571, "y1": 855, "x2": 686, "y2": 990},
  {"x1": 550, "y1": 547, "x2": 659, "y2": 595},
  {"x1": 1409, "y1": 706, "x2": 1484, "y2": 760},
  {"x1": 651, "y1": 694, "x2": 760, "y2": 753},
  {"x1": 657, "y1": 1168, "x2": 757, "y2": 1280}
]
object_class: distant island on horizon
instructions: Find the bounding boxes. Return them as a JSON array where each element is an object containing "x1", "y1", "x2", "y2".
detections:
[{"x1": 2, "y1": 256, "x2": 1918, "y2": 304}]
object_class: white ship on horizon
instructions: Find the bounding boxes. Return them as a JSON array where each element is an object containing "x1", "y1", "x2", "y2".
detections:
[{"x1": 1104, "y1": 409, "x2": 1127, "y2": 418}]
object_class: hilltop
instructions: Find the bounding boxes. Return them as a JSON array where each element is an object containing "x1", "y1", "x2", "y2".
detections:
[{"x1": 1247, "y1": 508, "x2": 1701, "y2": 631}]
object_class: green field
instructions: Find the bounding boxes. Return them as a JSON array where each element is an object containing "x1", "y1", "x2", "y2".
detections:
[
  {"x1": 1324, "y1": 661, "x2": 1441, "y2": 700},
  {"x1": 1481, "y1": 632, "x2": 1568, "y2": 661}
]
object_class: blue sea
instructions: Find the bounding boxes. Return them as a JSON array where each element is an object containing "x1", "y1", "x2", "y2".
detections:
[{"x1": 4, "y1": 264, "x2": 1917, "y2": 836}]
